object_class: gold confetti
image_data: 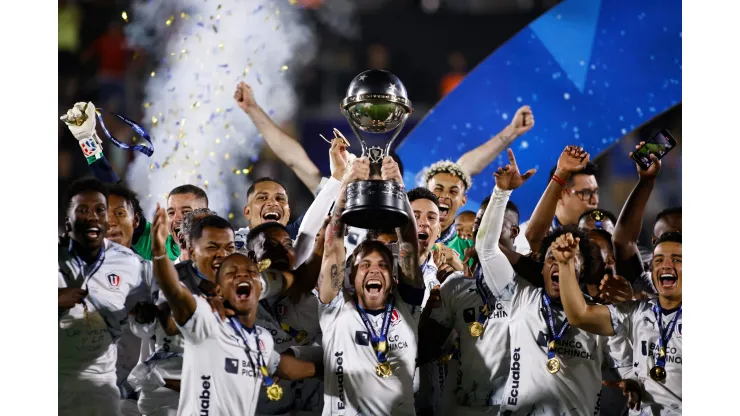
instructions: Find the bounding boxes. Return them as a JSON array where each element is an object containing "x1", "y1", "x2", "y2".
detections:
[
  {"x1": 242, "y1": 168, "x2": 250, "y2": 174},
  {"x1": 180, "y1": 12, "x2": 190, "y2": 19},
  {"x1": 228, "y1": 213, "x2": 234, "y2": 220},
  {"x1": 132, "y1": 136, "x2": 138, "y2": 142},
  {"x1": 232, "y1": 168, "x2": 239, "y2": 174},
  {"x1": 218, "y1": 42, "x2": 224, "y2": 50},
  {"x1": 121, "y1": 11, "x2": 129, "y2": 22},
  {"x1": 204, "y1": 180, "x2": 209, "y2": 186},
  {"x1": 234, "y1": 192, "x2": 239, "y2": 198},
  {"x1": 150, "y1": 164, "x2": 155, "y2": 170},
  {"x1": 191, "y1": 101, "x2": 200, "y2": 109},
  {"x1": 144, "y1": 102, "x2": 151, "y2": 108},
  {"x1": 209, "y1": 152, "x2": 215, "y2": 157},
  {"x1": 243, "y1": 67, "x2": 250, "y2": 76},
  {"x1": 217, "y1": 4, "x2": 222, "y2": 10},
  {"x1": 215, "y1": 138, "x2": 221, "y2": 144},
  {"x1": 275, "y1": 24, "x2": 280, "y2": 31},
  {"x1": 224, "y1": 153, "x2": 230, "y2": 160},
  {"x1": 150, "y1": 71, "x2": 156, "y2": 77},
  {"x1": 289, "y1": 0, "x2": 298, "y2": 4},
  {"x1": 216, "y1": 108, "x2": 222, "y2": 113},
  {"x1": 166, "y1": 16, "x2": 175, "y2": 26},
  {"x1": 276, "y1": 9, "x2": 280, "y2": 15},
  {"x1": 281, "y1": 65, "x2": 288, "y2": 71},
  {"x1": 151, "y1": 116, "x2": 158, "y2": 126}
]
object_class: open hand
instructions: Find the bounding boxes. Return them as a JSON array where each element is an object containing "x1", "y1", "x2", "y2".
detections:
[
  {"x1": 151, "y1": 203, "x2": 169, "y2": 258},
  {"x1": 556, "y1": 145, "x2": 590, "y2": 176},
  {"x1": 494, "y1": 148, "x2": 536, "y2": 191},
  {"x1": 598, "y1": 273, "x2": 634, "y2": 304}
]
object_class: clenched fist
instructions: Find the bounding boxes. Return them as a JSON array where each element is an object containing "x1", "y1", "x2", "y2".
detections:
[
  {"x1": 509, "y1": 105, "x2": 535, "y2": 136},
  {"x1": 234, "y1": 82, "x2": 258, "y2": 112}
]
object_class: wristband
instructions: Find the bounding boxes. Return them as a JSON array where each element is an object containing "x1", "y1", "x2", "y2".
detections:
[
  {"x1": 78, "y1": 134, "x2": 104, "y2": 164},
  {"x1": 551, "y1": 174, "x2": 567, "y2": 188}
]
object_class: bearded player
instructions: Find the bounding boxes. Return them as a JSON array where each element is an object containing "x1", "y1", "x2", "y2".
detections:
[{"x1": 318, "y1": 156, "x2": 425, "y2": 415}]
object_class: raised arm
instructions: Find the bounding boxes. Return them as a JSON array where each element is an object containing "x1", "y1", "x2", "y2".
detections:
[
  {"x1": 318, "y1": 158, "x2": 370, "y2": 303},
  {"x1": 551, "y1": 233, "x2": 615, "y2": 336},
  {"x1": 476, "y1": 149, "x2": 536, "y2": 297},
  {"x1": 61, "y1": 101, "x2": 121, "y2": 183},
  {"x1": 381, "y1": 156, "x2": 423, "y2": 289},
  {"x1": 525, "y1": 146, "x2": 590, "y2": 254},
  {"x1": 234, "y1": 82, "x2": 321, "y2": 192},
  {"x1": 293, "y1": 139, "x2": 349, "y2": 267},
  {"x1": 151, "y1": 204, "x2": 196, "y2": 325},
  {"x1": 456, "y1": 106, "x2": 534, "y2": 176},
  {"x1": 613, "y1": 147, "x2": 662, "y2": 272}
]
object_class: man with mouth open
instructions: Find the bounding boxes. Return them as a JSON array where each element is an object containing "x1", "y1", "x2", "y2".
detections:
[
  {"x1": 149, "y1": 206, "x2": 318, "y2": 415},
  {"x1": 318, "y1": 156, "x2": 425, "y2": 415},
  {"x1": 58, "y1": 178, "x2": 152, "y2": 416},
  {"x1": 475, "y1": 150, "x2": 630, "y2": 416},
  {"x1": 555, "y1": 231, "x2": 683, "y2": 415}
]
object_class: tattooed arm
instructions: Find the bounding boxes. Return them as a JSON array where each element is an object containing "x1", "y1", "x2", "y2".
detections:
[
  {"x1": 318, "y1": 186, "x2": 348, "y2": 304},
  {"x1": 396, "y1": 196, "x2": 423, "y2": 289}
]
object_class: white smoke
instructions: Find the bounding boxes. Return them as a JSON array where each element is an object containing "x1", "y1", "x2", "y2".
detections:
[{"x1": 124, "y1": 0, "x2": 355, "y2": 218}]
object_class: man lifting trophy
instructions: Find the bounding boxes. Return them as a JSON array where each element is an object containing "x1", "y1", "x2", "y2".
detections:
[{"x1": 339, "y1": 69, "x2": 413, "y2": 230}]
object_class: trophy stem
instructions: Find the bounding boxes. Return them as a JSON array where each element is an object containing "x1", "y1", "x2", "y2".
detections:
[
  {"x1": 384, "y1": 113, "x2": 409, "y2": 156},
  {"x1": 346, "y1": 121, "x2": 370, "y2": 159}
]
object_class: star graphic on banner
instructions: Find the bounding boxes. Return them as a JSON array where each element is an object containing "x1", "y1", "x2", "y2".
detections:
[
  {"x1": 358, "y1": 74, "x2": 367, "y2": 81},
  {"x1": 389, "y1": 83, "x2": 398, "y2": 92}
]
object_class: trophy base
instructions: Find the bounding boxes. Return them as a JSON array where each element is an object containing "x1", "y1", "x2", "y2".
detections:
[{"x1": 342, "y1": 180, "x2": 409, "y2": 230}]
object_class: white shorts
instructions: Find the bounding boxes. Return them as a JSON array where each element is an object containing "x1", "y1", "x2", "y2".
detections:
[
  {"x1": 137, "y1": 386, "x2": 179, "y2": 415},
  {"x1": 59, "y1": 377, "x2": 121, "y2": 416}
]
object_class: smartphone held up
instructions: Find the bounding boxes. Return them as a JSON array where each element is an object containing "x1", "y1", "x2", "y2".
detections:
[{"x1": 630, "y1": 129, "x2": 677, "y2": 170}]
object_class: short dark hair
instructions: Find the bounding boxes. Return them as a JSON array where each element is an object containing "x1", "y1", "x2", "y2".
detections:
[
  {"x1": 456, "y1": 210, "x2": 476, "y2": 218},
  {"x1": 587, "y1": 228, "x2": 615, "y2": 254},
  {"x1": 548, "y1": 162, "x2": 598, "y2": 188},
  {"x1": 246, "y1": 177, "x2": 287, "y2": 200},
  {"x1": 246, "y1": 222, "x2": 289, "y2": 245},
  {"x1": 407, "y1": 187, "x2": 439, "y2": 208},
  {"x1": 578, "y1": 208, "x2": 617, "y2": 225},
  {"x1": 539, "y1": 226, "x2": 594, "y2": 281},
  {"x1": 181, "y1": 208, "x2": 217, "y2": 242},
  {"x1": 655, "y1": 206, "x2": 681, "y2": 223},
  {"x1": 215, "y1": 252, "x2": 254, "y2": 284},
  {"x1": 66, "y1": 177, "x2": 109, "y2": 211},
  {"x1": 190, "y1": 215, "x2": 234, "y2": 242},
  {"x1": 655, "y1": 231, "x2": 681, "y2": 247},
  {"x1": 506, "y1": 200, "x2": 520, "y2": 223},
  {"x1": 349, "y1": 240, "x2": 394, "y2": 282},
  {"x1": 168, "y1": 184, "x2": 208, "y2": 205},
  {"x1": 108, "y1": 183, "x2": 142, "y2": 216}
]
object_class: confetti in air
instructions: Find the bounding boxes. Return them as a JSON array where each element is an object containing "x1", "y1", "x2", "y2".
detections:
[{"x1": 123, "y1": 0, "x2": 356, "y2": 218}]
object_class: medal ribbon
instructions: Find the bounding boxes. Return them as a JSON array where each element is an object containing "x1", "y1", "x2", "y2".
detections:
[
  {"x1": 356, "y1": 296, "x2": 396, "y2": 364},
  {"x1": 228, "y1": 318, "x2": 277, "y2": 390},
  {"x1": 68, "y1": 238, "x2": 106, "y2": 313},
  {"x1": 474, "y1": 265, "x2": 493, "y2": 327},
  {"x1": 95, "y1": 110, "x2": 155, "y2": 156},
  {"x1": 437, "y1": 223, "x2": 457, "y2": 244},
  {"x1": 542, "y1": 293, "x2": 570, "y2": 360},
  {"x1": 551, "y1": 216, "x2": 562, "y2": 232},
  {"x1": 652, "y1": 304, "x2": 682, "y2": 368}
]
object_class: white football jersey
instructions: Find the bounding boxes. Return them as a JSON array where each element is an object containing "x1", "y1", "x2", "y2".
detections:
[
  {"x1": 177, "y1": 296, "x2": 280, "y2": 416},
  {"x1": 59, "y1": 239, "x2": 151, "y2": 381},
  {"x1": 429, "y1": 272, "x2": 512, "y2": 413},
  {"x1": 319, "y1": 289, "x2": 422, "y2": 416},
  {"x1": 609, "y1": 299, "x2": 683, "y2": 415}
]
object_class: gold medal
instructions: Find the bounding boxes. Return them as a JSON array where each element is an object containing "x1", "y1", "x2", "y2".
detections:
[
  {"x1": 295, "y1": 331, "x2": 308, "y2": 345},
  {"x1": 375, "y1": 341, "x2": 388, "y2": 354},
  {"x1": 546, "y1": 357, "x2": 561, "y2": 374},
  {"x1": 649, "y1": 365, "x2": 667, "y2": 382},
  {"x1": 266, "y1": 384, "x2": 283, "y2": 401},
  {"x1": 469, "y1": 322, "x2": 484, "y2": 337},
  {"x1": 376, "y1": 362, "x2": 393, "y2": 378},
  {"x1": 258, "y1": 259, "x2": 271, "y2": 272}
]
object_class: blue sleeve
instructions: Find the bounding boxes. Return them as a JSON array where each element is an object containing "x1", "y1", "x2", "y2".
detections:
[
  {"x1": 89, "y1": 155, "x2": 120, "y2": 184},
  {"x1": 287, "y1": 213, "x2": 305, "y2": 240}
]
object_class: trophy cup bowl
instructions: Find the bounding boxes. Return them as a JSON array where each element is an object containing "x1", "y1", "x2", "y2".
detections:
[{"x1": 339, "y1": 69, "x2": 413, "y2": 230}]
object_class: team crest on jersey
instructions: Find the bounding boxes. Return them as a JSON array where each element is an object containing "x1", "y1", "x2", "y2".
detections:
[
  {"x1": 276, "y1": 304, "x2": 287, "y2": 317},
  {"x1": 259, "y1": 339, "x2": 266, "y2": 351},
  {"x1": 391, "y1": 309, "x2": 402, "y2": 326},
  {"x1": 107, "y1": 273, "x2": 121, "y2": 289}
]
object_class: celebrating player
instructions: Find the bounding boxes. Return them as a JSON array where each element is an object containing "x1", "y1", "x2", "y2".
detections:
[
  {"x1": 475, "y1": 149, "x2": 629, "y2": 415},
  {"x1": 318, "y1": 156, "x2": 425, "y2": 415},
  {"x1": 59, "y1": 178, "x2": 152, "y2": 416}
]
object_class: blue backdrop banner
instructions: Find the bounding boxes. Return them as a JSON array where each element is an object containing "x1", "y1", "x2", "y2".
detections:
[{"x1": 395, "y1": 0, "x2": 681, "y2": 218}]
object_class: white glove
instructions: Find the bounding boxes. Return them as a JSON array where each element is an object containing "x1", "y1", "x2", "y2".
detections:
[{"x1": 60, "y1": 101, "x2": 104, "y2": 163}]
